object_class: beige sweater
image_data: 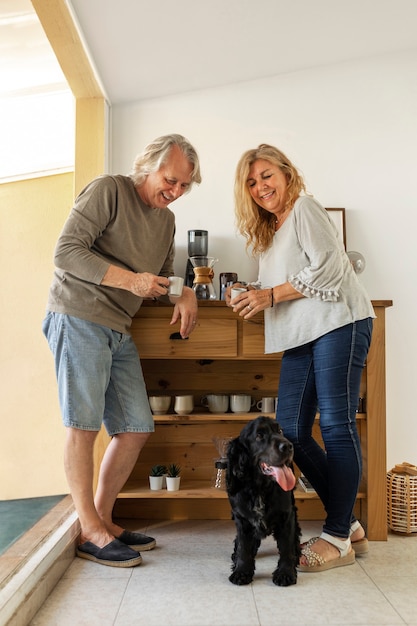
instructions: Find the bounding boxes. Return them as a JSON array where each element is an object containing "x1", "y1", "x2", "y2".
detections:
[
  {"x1": 46, "y1": 175, "x2": 175, "y2": 333},
  {"x1": 260, "y1": 196, "x2": 375, "y2": 353}
]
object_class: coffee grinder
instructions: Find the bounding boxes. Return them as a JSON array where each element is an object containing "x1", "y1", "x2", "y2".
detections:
[{"x1": 185, "y1": 230, "x2": 208, "y2": 287}]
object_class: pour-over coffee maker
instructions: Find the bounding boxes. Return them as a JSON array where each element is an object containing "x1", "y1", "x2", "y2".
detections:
[
  {"x1": 189, "y1": 256, "x2": 218, "y2": 300},
  {"x1": 185, "y1": 230, "x2": 208, "y2": 287}
]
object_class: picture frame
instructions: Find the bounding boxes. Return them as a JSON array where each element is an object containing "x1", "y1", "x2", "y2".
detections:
[{"x1": 326, "y1": 208, "x2": 346, "y2": 248}]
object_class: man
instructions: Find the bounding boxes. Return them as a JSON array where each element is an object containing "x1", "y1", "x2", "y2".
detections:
[{"x1": 43, "y1": 134, "x2": 201, "y2": 567}]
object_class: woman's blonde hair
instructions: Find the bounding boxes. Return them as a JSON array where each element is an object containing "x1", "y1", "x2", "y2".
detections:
[{"x1": 234, "y1": 144, "x2": 305, "y2": 255}]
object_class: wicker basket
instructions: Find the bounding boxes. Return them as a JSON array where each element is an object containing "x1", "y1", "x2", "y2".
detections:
[{"x1": 387, "y1": 462, "x2": 417, "y2": 534}]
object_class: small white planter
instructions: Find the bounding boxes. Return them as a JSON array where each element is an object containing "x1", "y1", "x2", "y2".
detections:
[
  {"x1": 149, "y1": 476, "x2": 164, "y2": 490},
  {"x1": 166, "y1": 476, "x2": 181, "y2": 491}
]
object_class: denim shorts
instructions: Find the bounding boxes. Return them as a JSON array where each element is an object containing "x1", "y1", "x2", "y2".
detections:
[{"x1": 42, "y1": 312, "x2": 154, "y2": 436}]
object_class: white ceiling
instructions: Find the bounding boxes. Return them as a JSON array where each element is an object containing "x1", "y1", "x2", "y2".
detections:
[
  {"x1": 1, "y1": 0, "x2": 417, "y2": 103},
  {"x1": 67, "y1": 0, "x2": 417, "y2": 103}
]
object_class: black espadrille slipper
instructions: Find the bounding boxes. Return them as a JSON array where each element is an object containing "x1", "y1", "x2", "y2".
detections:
[
  {"x1": 76, "y1": 538, "x2": 142, "y2": 567},
  {"x1": 117, "y1": 530, "x2": 156, "y2": 551}
]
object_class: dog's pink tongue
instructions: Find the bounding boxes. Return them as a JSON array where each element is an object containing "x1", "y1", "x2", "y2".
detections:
[{"x1": 261, "y1": 463, "x2": 296, "y2": 491}]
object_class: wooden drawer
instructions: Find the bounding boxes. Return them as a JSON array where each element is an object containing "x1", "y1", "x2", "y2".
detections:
[{"x1": 131, "y1": 318, "x2": 238, "y2": 358}]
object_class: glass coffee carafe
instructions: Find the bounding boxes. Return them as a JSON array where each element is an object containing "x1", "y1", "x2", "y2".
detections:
[
  {"x1": 189, "y1": 255, "x2": 218, "y2": 300},
  {"x1": 219, "y1": 272, "x2": 238, "y2": 301}
]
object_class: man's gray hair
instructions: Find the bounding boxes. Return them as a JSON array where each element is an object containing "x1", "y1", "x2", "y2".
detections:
[{"x1": 130, "y1": 134, "x2": 202, "y2": 190}]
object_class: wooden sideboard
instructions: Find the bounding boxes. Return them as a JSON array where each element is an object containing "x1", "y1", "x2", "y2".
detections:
[{"x1": 94, "y1": 299, "x2": 392, "y2": 540}]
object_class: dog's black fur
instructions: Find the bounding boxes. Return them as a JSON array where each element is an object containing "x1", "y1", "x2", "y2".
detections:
[{"x1": 226, "y1": 416, "x2": 301, "y2": 586}]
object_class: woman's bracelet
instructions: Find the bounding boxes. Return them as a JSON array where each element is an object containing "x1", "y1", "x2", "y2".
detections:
[{"x1": 270, "y1": 288, "x2": 274, "y2": 307}]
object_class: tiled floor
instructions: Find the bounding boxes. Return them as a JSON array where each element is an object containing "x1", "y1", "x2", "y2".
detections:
[{"x1": 30, "y1": 519, "x2": 417, "y2": 626}]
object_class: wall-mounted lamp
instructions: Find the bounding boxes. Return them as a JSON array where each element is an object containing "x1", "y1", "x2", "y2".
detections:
[{"x1": 347, "y1": 251, "x2": 366, "y2": 274}]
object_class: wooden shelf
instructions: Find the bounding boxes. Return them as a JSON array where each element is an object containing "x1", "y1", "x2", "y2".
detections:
[
  {"x1": 153, "y1": 412, "x2": 273, "y2": 424},
  {"x1": 295, "y1": 489, "x2": 365, "y2": 500},
  {"x1": 95, "y1": 300, "x2": 392, "y2": 539},
  {"x1": 118, "y1": 481, "x2": 366, "y2": 501},
  {"x1": 152, "y1": 413, "x2": 365, "y2": 423},
  {"x1": 120, "y1": 481, "x2": 228, "y2": 499}
]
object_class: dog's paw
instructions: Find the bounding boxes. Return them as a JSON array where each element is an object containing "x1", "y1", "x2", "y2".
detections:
[
  {"x1": 272, "y1": 567, "x2": 298, "y2": 587},
  {"x1": 229, "y1": 570, "x2": 254, "y2": 586}
]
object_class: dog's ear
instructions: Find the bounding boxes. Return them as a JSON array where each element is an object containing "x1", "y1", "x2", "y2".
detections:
[
  {"x1": 226, "y1": 436, "x2": 251, "y2": 494},
  {"x1": 272, "y1": 420, "x2": 284, "y2": 433}
]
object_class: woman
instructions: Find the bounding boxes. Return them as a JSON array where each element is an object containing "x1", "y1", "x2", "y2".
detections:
[{"x1": 227, "y1": 144, "x2": 374, "y2": 572}]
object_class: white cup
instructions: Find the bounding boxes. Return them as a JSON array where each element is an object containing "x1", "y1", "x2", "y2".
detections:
[
  {"x1": 149, "y1": 395, "x2": 171, "y2": 415},
  {"x1": 230, "y1": 287, "x2": 247, "y2": 302},
  {"x1": 230, "y1": 394, "x2": 254, "y2": 414},
  {"x1": 201, "y1": 394, "x2": 229, "y2": 413},
  {"x1": 256, "y1": 397, "x2": 276, "y2": 413},
  {"x1": 174, "y1": 394, "x2": 194, "y2": 415},
  {"x1": 168, "y1": 276, "x2": 184, "y2": 297}
]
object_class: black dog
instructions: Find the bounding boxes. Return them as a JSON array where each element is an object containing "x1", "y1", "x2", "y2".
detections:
[{"x1": 226, "y1": 416, "x2": 301, "y2": 586}]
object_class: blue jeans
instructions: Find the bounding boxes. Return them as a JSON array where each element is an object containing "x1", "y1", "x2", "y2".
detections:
[{"x1": 277, "y1": 318, "x2": 373, "y2": 538}]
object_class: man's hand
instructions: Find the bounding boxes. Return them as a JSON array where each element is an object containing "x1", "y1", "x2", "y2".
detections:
[
  {"x1": 101, "y1": 266, "x2": 169, "y2": 298},
  {"x1": 169, "y1": 286, "x2": 198, "y2": 338},
  {"x1": 130, "y1": 272, "x2": 170, "y2": 298}
]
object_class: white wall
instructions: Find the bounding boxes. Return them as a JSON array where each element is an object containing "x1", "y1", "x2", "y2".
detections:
[{"x1": 112, "y1": 50, "x2": 417, "y2": 470}]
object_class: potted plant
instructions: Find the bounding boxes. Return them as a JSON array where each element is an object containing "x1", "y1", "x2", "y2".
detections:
[
  {"x1": 166, "y1": 463, "x2": 181, "y2": 491},
  {"x1": 149, "y1": 464, "x2": 166, "y2": 490}
]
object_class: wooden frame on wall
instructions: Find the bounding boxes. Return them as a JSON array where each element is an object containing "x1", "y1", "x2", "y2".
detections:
[{"x1": 326, "y1": 207, "x2": 346, "y2": 248}]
